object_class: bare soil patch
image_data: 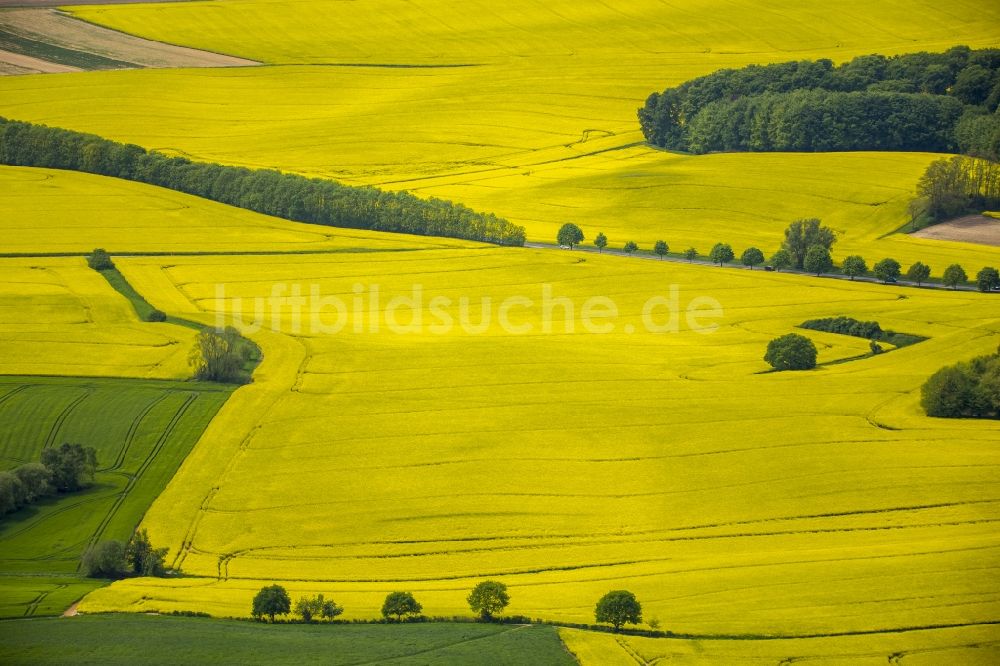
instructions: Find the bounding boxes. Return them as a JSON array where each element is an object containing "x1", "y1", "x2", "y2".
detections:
[
  {"x1": 0, "y1": 8, "x2": 258, "y2": 73},
  {"x1": 0, "y1": 46, "x2": 79, "y2": 73},
  {"x1": 911, "y1": 213, "x2": 1000, "y2": 247}
]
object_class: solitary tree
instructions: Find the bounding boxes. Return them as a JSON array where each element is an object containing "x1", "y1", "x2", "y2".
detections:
[
  {"x1": 764, "y1": 333, "x2": 818, "y2": 371},
  {"x1": 252, "y1": 585, "x2": 291, "y2": 622},
  {"x1": 782, "y1": 218, "x2": 836, "y2": 269},
  {"x1": 595, "y1": 590, "x2": 642, "y2": 631},
  {"x1": 623, "y1": 241, "x2": 639, "y2": 255},
  {"x1": 467, "y1": 580, "x2": 509, "y2": 620},
  {"x1": 741, "y1": 247, "x2": 764, "y2": 270},
  {"x1": 942, "y1": 263, "x2": 968, "y2": 289},
  {"x1": 654, "y1": 240, "x2": 669, "y2": 260},
  {"x1": 557, "y1": 223, "x2": 584, "y2": 249},
  {"x1": 769, "y1": 248, "x2": 793, "y2": 271},
  {"x1": 382, "y1": 591, "x2": 423, "y2": 622},
  {"x1": 81, "y1": 540, "x2": 126, "y2": 578},
  {"x1": 841, "y1": 255, "x2": 867, "y2": 280},
  {"x1": 86, "y1": 248, "x2": 114, "y2": 271},
  {"x1": 803, "y1": 245, "x2": 833, "y2": 275},
  {"x1": 709, "y1": 243, "x2": 734, "y2": 266},
  {"x1": 906, "y1": 261, "x2": 931, "y2": 286},
  {"x1": 873, "y1": 258, "x2": 902, "y2": 283},
  {"x1": 594, "y1": 232, "x2": 608, "y2": 253},
  {"x1": 977, "y1": 266, "x2": 1000, "y2": 292},
  {"x1": 683, "y1": 247, "x2": 698, "y2": 262}
]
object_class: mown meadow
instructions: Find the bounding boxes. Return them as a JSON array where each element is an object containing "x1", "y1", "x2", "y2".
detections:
[{"x1": 0, "y1": 0, "x2": 998, "y2": 663}]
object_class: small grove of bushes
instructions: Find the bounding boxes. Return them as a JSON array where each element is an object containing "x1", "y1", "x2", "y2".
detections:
[
  {"x1": 0, "y1": 443, "x2": 97, "y2": 518},
  {"x1": 921, "y1": 345, "x2": 1000, "y2": 419},
  {"x1": 82, "y1": 528, "x2": 169, "y2": 578},
  {"x1": 0, "y1": 117, "x2": 526, "y2": 246},
  {"x1": 250, "y1": 581, "x2": 647, "y2": 633},
  {"x1": 188, "y1": 326, "x2": 259, "y2": 384},
  {"x1": 800, "y1": 316, "x2": 927, "y2": 348}
]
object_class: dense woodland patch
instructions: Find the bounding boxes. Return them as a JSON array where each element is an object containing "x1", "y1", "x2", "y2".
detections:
[{"x1": 639, "y1": 46, "x2": 1000, "y2": 158}]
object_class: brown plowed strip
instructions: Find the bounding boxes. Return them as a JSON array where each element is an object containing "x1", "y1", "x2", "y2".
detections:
[
  {"x1": 911, "y1": 214, "x2": 1000, "y2": 247},
  {"x1": 0, "y1": 8, "x2": 258, "y2": 72},
  {"x1": 0, "y1": 46, "x2": 81, "y2": 72}
]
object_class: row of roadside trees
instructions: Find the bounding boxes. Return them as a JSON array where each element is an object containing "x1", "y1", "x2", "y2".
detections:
[
  {"x1": 251, "y1": 581, "x2": 645, "y2": 632},
  {"x1": 556, "y1": 220, "x2": 1000, "y2": 291}
]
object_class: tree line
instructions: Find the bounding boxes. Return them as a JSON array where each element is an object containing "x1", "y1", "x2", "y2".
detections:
[
  {"x1": 0, "y1": 117, "x2": 526, "y2": 247},
  {"x1": 251, "y1": 580, "x2": 645, "y2": 632},
  {"x1": 0, "y1": 443, "x2": 97, "y2": 518},
  {"x1": 639, "y1": 46, "x2": 1000, "y2": 156},
  {"x1": 559, "y1": 219, "x2": 1000, "y2": 291}
]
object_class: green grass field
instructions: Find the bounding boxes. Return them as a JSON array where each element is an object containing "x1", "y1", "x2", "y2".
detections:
[
  {"x1": 0, "y1": 376, "x2": 232, "y2": 617},
  {"x1": 0, "y1": 615, "x2": 574, "y2": 665}
]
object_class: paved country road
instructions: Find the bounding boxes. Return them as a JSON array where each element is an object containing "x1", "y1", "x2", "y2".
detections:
[{"x1": 523, "y1": 241, "x2": 989, "y2": 293}]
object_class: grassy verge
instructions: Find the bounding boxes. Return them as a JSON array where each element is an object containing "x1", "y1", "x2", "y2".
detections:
[{"x1": 0, "y1": 615, "x2": 576, "y2": 665}]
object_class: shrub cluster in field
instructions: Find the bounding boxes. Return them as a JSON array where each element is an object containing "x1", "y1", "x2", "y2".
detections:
[
  {"x1": 0, "y1": 443, "x2": 96, "y2": 518},
  {"x1": 639, "y1": 46, "x2": 1000, "y2": 156},
  {"x1": 0, "y1": 118, "x2": 526, "y2": 246},
  {"x1": 250, "y1": 581, "x2": 646, "y2": 632},
  {"x1": 82, "y1": 529, "x2": 169, "y2": 579},
  {"x1": 922, "y1": 345, "x2": 1000, "y2": 419}
]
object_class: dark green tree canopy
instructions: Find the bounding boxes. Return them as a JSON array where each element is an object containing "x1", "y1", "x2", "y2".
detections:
[
  {"x1": 557, "y1": 223, "x2": 584, "y2": 249},
  {"x1": 595, "y1": 590, "x2": 642, "y2": 631},
  {"x1": 709, "y1": 242, "x2": 734, "y2": 265},
  {"x1": 782, "y1": 219, "x2": 836, "y2": 269},
  {"x1": 741, "y1": 247, "x2": 764, "y2": 269},
  {"x1": 907, "y1": 261, "x2": 931, "y2": 285},
  {"x1": 623, "y1": 241, "x2": 639, "y2": 255},
  {"x1": 654, "y1": 240, "x2": 669, "y2": 258},
  {"x1": 638, "y1": 47, "x2": 1000, "y2": 156},
  {"x1": 921, "y1": 346, "x2": 1000, "y2": 419},
  {"x1": 943, "y1": 263, "x2": 968, "y2": 289},
  {"x1": 81, "y1": 540, "x2": 126, "y2": 579},
  {"x1": 873, "y1": 258, "x2": 902, "y2": 283},
  {"x1": 769, "y1": 248, "x2": 793, "y2": 271},
  {"x1": 40, "y1": 443, "x2": 97, "y2": 493},
  {"x1": 683, "y1": 247, "x2": 698, "y2": 262},
  {"x1": 841, "y1": 255, "x2": 867, "y2": 280},
  {"x1": 803, "y1": 245, "x2": 833, "y2": 275},
  {"x1": 594, "y1": 232, "x2": 608, "y2": 252},
  {"x1": 765, "y1": 333, "x2": 818, "y2": 371},
  {"x1": 382, "y1": 591, "x2": 423, "y2": 621},
  {"x1": 977, "y1": 266, "x2": 1000, "y2": 292},
  {"x1": 467, "y1": 580, "x2": 509, "y2": 620},
  {"x1": 87, "y1": 248, "x2": 114, "y2": 271},
  {"x1": 252, "y1": 585, "x2": 291, "y2": 622}
]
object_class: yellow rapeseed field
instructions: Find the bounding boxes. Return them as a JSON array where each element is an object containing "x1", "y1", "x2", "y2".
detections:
[
  {"x1": 0, "y1": 1, "x2": 996, "y2": 270},
  {"x1": 2, "y1": 1, "x2": 999, "y2": 661},
  {"x1": 0, "y1": 255, "x2": 195, "y2": 379},
  {"x1": 78, "y1": 247, "x2": 999, "y2": 651}
]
